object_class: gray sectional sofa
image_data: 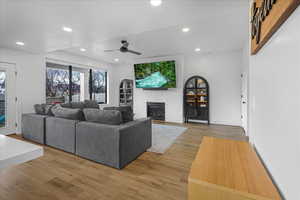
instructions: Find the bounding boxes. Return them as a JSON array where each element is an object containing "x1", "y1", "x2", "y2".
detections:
[
  {"x1": 46, "y1": 117, "x2": 78, "y2": 154},
  {"x1": 22, "y1": 101, "x2": 152, "y2": 169},
  {"x1": 22, "y1": 113, "x2": 47, "y2": 144},
  {"x1": 76, "y1": 118, "x2": 151, "y2": 169}
]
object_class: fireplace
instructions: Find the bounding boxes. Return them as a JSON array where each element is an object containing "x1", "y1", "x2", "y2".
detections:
[{"x1": 147, "y1": 102, "x2": 165, "y2": 121}]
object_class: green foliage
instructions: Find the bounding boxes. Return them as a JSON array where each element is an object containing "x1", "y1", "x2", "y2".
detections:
[{"x1": 134, "y1": 61, "x2": 176, "y2": 88}]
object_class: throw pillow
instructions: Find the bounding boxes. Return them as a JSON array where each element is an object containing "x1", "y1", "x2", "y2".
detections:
[
  {"x1": 60, "y1": 103, "x2": 72, "y2": 108},
  {"x1": 71, "y1": 102, "x2": 85, "y2": 109},
  {"x1": 104, "y1": 106, "x2": 134, "y2": 123},
  {"x1": 84, "y1": 100, "x2": 99, "y2": 109},
  {"x1": 34, "y1": 104, "x2": 45, "y2": 115},
  {"x1": 44, "y1": 104, "x2": 55, "y2": 116},
  {"x1": 83, "y1": 109, "x2": 122, "y2": 125},
  {"x1": 51, "y1": 104, "x2": 83, "y2": 120}
]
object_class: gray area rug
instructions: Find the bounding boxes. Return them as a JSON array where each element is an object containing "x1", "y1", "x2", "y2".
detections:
[{"x1": 147, "y1": 124, "x2": 187, "y2": 154}]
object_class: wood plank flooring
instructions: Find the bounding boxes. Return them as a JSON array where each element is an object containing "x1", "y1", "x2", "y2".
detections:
[{"x1": 0, "y1": 123, "x2": 245, "y2": 200}]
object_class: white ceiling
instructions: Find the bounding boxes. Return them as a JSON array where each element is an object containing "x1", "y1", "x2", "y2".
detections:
[{"x1": 0, "y1": 0, "x2": 249, "y2": 63}]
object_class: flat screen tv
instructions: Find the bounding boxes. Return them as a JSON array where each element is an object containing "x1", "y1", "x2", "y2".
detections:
[{"x1": 134, "y1": 60, "x2": 176, "y2": 89}]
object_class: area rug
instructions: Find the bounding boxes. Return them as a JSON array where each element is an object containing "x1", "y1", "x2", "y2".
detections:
[{"x1": 147, "y1": 124, "x2": 187, "y2": 154}]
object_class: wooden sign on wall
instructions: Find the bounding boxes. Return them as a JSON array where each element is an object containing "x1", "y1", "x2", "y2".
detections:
[{"x1": 251, "y1": 0, "x2": 300, "y2": 55}]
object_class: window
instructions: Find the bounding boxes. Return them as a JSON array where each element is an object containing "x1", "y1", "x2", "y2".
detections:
[
  {"x1": 72, "y1": 70, "x2": 84, "y2": 102},
  {"x1": 46, "y1": 62, "x2": 107, "y2": 104},
  {"x1": 46, "y1": 67, "x2": 70, "y2": 103},
  {"x1": 90, "y1": 69, "x2": 107, "y2": 104},
  {"x1": 0, "y1": 71, "x2": 5, "y2": 127}
]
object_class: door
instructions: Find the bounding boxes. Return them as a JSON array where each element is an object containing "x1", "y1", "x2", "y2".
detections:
[
  {"x1": 241, "y1": 73, "x2": 248, "y2": 135},
  {"x1": 0, "y1": 63, "x2": 17, "y2": 135}
]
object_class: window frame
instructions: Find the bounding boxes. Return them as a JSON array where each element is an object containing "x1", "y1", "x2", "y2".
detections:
[
  {"x1": 89, "y1": 69, "x2": 108, "y2": 104},
  {"x1": 46, "y1": 63, "x2": 71, "y2": 104},
  {"x1": 46, "y1": 62, "x2": 108, "y2": 104}
]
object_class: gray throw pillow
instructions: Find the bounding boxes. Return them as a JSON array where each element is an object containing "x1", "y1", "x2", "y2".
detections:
[
  {"x1": 60, "y1": 103, "x2": 72, "y2": 108},
  {"x1": 71, "y1": 102, "x2": 85, "y2": 109},
  {"x1": 34, "y1": 104, "x2": 45, "y2": 115},
  {"x1": 84, "y1": 100, "x2": 99, "y2": 109},
  {"x1": 51, "y1": 104, "x2": 83, "y2": 120},
  {"x1": 83, "y1": 109, "x2": 122, "y2": 125},
  {"x1": 104, "y1": 106, "x2": 133, "y2": 123},
  {"x1": 44, "y1": 104, "x2": 55, "y2": 116}
]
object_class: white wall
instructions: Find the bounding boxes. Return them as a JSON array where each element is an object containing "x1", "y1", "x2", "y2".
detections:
[
  {"x1": 0, "y1": 48, "x2": 243, "y2": 132},
  {"x1": 135, "y1": 56, "x2": 184, "y2": 123},
  {"x1": 241, "y1": 42, "x2": 250, "y2": 135},
  {"x1": 248, "y1": 7, "x2": 300, "y2": 200},
  {"x1": 113, "y1": 56, "x2": 184, "y2": 123},
  {"x1": 0, "y1": 48, "x2": 45, "y2": 133},
  {"x1": 184, "y1": 51, "x2": 242, "y2": 126},
  {"x1": 114, "y1": 52, "x2": 242, "y2": 125},
  {"x1": 110, "y1": 61, "x2": 135, "y2": 110},
  {"x1": 0, "y1": 48, "x2": 118, "y2": 133}
]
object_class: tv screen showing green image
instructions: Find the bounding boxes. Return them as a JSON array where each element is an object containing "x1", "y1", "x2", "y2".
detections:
[{"x1": 134, "y1": 60, "x2": 176, "y2": 89}]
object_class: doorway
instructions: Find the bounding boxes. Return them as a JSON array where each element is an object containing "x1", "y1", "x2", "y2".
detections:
[
  {"x1": 0, "y1": 63, "x2": 17, "y2": 135},
  {"x1": 241, "y1": 73, "x2": 248, "y2": 135}
]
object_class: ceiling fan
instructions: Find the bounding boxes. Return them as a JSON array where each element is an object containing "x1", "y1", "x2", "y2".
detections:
[{"x1": 104, "y1": 40, "x2": 142, "y2": 55}]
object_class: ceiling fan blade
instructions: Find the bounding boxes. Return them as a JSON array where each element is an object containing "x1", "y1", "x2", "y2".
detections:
[
  {"x1": 104, "y1": 49, "x2": 119, "y2": 52},
  {"x1": 127, "y1": 49, "x2": 142, "y2": 55}
]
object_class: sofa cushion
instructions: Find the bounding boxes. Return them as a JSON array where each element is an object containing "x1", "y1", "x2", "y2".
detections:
[
  {"x1": 83, "y1": 109, "x2": 122, "y2": 125},
  {"x1": 34, "y1": 104, "x2": 55, "y2": 116},
  {"x1": 51, "y1": 104, "x2": 83, "y2": 120},
  {"x1": 84, "y1": 100, "x2": 99, "y2": 109},
  {"x1": 71, "y1": 102, "x2": 85, "y2": 109},
  {"x1": 44, "y1": 104, "x2": 55, "y2": 116},
  {"x1": 60, "y1": 103, "x2": 72, "y2": 108},
  {"x1": 34, "y1": 104, "x2": 45, "y2": 115},
  {"x1": 104, "y1": 106, "x2": 133, "y2": 123},
  {"x1": 60, "y1": 101, "x2": 99, "y2": 109}
]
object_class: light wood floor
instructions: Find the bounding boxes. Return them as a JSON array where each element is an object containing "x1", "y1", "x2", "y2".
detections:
[{"x1": 0, "y1": 123, "x2": 245, "y2": 200}]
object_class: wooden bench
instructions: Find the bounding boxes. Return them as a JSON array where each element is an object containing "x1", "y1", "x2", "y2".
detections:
[{"x1": 188, "y1": 136, "x2": 282, "y2": 200}]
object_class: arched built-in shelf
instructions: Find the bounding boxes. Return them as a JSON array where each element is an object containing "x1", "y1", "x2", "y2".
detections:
[
  {"x1": 184, "y1": 76, "x2": 210, "y2": 124},
  {"x1": 119, "y1": 79, "x2": 133, "y2": 107}
]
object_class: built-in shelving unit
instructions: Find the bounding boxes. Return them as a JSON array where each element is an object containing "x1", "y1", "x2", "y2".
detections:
[
  {"x1": 119, "y1": 79, "x2": 133, "y2": 107},
  {"x1": 184, "y1": 76, "x2": 209, "y2": 124}
]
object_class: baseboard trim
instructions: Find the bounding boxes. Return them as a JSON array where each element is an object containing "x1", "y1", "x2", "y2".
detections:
[
  {"x1": 210, "y1": 121, "x2": 242, "y2": 127},
  {"x1": 253, "y1": 145, "x2": 286, "y2": 200}
]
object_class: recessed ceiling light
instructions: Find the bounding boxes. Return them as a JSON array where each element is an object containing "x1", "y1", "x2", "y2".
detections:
[
  {"x1": 150, "y1": 0, "x2": 162, "y2": 7},
  {"x1": 114, "y1": 58, "x2": 119, "y2": 62},
  {"x1": 195, "y1": 48, "x2": 201, "y2": 52},
  {"x1": 62, "y1": 26, "x2": 72, "y2": 32},
  {"x1": 16, "y1": 41, "x2": 25, "y2": 46},
  {"x1": 80, "y1": 48, "x2": 86, "y2": 52},
  {"x1": 182, "y1": 27, "x2": 190, "y2": 33}
]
